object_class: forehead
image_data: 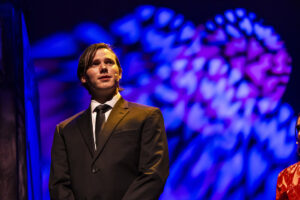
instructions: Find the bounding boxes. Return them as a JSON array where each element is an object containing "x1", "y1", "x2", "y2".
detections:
[{"x1": 93, "y1": 48, "x2": 116, "y2": 60}]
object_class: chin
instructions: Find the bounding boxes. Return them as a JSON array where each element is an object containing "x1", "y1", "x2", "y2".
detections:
[{"x1": 97, "y1": 84, "x2": 117, "y2": 91}]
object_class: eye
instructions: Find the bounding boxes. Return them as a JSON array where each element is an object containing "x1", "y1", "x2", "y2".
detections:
[
  {"x1": 92, "y1": 60, "x2": 100, "y2": 66},
  {"x1": 105, "y1": 59, "x2": 115, "y2": 65}
]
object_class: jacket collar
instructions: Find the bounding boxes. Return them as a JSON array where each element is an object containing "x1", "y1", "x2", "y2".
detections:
[
  {"x1": 77, "y1": 106, "x2": 95, "y2": 157},
  {"x1": 77, "y1": 97, "x2": 129, "y2": 159},
  {"x1": 92, "y1": 97, "x2": 129, "y2": 162}
]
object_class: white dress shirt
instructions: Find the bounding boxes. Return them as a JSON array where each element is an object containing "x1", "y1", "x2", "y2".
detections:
[{"x1": 90, "y1": 92, "x2": 121, "y2": 149}]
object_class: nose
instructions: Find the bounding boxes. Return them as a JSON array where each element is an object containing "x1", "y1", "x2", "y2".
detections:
[
  {"x1": 99, "y1": 63, "x2": 108, "y2": 73},
  {"x1": 99, "y1": 62, "x2": 107, "y2": 69}
]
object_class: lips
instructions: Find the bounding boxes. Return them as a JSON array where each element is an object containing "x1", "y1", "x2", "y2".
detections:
[{"x1": 98, "y1": 75, "x2": 112, "y2": 80}]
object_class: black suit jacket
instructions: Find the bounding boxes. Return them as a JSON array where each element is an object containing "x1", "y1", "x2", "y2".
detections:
[{"x1": 49, "y1": 98, "x2": 169, "y2": 200}]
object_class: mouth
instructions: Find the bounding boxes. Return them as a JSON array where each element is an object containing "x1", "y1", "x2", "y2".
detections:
[{"x1": 98, "y1": 75, "x2": 112, "y2": 80}]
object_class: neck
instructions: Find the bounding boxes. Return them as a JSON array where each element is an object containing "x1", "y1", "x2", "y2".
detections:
[{"x1": 92, "y1": 88, "x2": 118, "y2": 104}]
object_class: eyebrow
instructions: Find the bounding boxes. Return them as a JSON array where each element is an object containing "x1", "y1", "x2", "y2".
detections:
[
  {"x1": 93, "y1": 56, "x2": 115, "y2": 60},
  {"x1": 104, "y1": 57, "x2": 115, "y2": 61}
]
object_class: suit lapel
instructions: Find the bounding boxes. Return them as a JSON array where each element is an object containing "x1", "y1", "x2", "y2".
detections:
[
  {"x1": 92, "y1": 97, "x2": 129, "y2": 163},
  {"x1": 77, "y1": 107, "x2": 95, "y2": 157}
]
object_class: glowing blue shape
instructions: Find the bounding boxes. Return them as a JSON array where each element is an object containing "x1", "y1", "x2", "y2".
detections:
[
  {"x1": 239, "y1": 18, "x2": 253, "y2": 35},
  {"x1": 200, "y1": 78, "x2": 215, "y2": 100},
  {"x1": 136, "y1": 93, "x2": 154, "y2": 106},
  {"x1": 121, "y1": 52, "x2": 147, "y2": 80},
  {"x1": 236, "y1": 8, "x2": 246, "y2": 18},
  {"x1": 249, "y1": 12, "x2": 256, "y2": 20},
  {"x1": 215, "y1": 15, "x2": 224, "y2": 25},
  {"x1": 162, "y1": 102, "x2": 185, "y2": 130},
  {"x1": 225, "y1": 10, "x2": 236, "y2": 23},
  {"x1": 187, "y1": 103, "x2": 206, "y2": 131},
  {"x1": 155, "y1": 8, "x2": 174, "y2": 27},
  {"x1": 165, "y1": 146, "x2": 194, "y2": 188},
  {"x1": 227, "y1": 102, "x2": 242, "y2": 116},
  {"x1": 159, "y1": 45, "x2": 183, "y2": 63},
  {"x1": 111, "y1": 15, "x2": 140, "y2": 44},
  {"x1": 184, "y1": 37, "x2": 201, "y2": 56},
  {"x1": 258, "y1": 98, "x2": 271, "y2": 114},
  {"x1": 136, "y1": 5, "x2": 155, "y2": 21},
  {"x1": 228, "y1": 68, "x2": 242, "y2": 85},
  {"x1": 120, "y1": 86, "x2": 133, "y2": 97},
  {"x1": 143, "y1": 28, "x2": 167, "y2": 51},
  {"x1": 265, "y1": 34, "x2": 282, "y2": 50},
  {"x1": 152, "y1": 33, "x2": 179, "y2": 62},
  {"x1": 177, "y1": 71, "x2": 198, "y2": 95},
  {"x1": 288, "y1": 117, "x2": 297, "y2": 137},
  {"x1": 170, "y1": 14, "x2": 184, "y2": 29},
  {"x1": 191, "y1": 151, "x2": 213, "y2": 177},
  {"x1": 179, "y1": 22, "x2": 195, "y2": 41},
  {"x1": 74, "y1": 22, "x2": 114, "y2": 44},
  {"x1": 156, "y1": 64, "x2": 171, "y2": 80},
  {"x1": 31, "y1": 33, "x2": 78, "y2": 58},
  {"x1": 220, "y1": 63, "x2": 229, "y2": 74},
  {"x1": 247, "y1": 148, "x2": 268, "y2": 193},
  {"x1": 278, "y1": 104, "x2": 293, "y2": 123},
  {"x1": 236, "y1": 82, "x2": 250, "y2": 98},
  {"x1": 230, "y1": 118, "x2": 245, "y2": 135},
  {"x1": 155, "y1": 85, "x2": 178, "y2": 103},
  {"x1": 41, "y1": 164, "x2": 50, "y2": 200},
  {"x1": 215, "y1": 99, "x2": 230, "y2": 120},
  {"x1": 254, "y1": 24, "x2": 274, "y2": 41},
  {"x1": 215, "y1": 151, "x2": 243, "y2": 192},
  {"x1": 137, "y1": 74, "x2": 150, "y2": 85},
  {"x1": 206, "y1": 21, "x2": 216, "y2": 31},
  {"x1": 215, "y1": 78, "x2": 227, "y2": 95},
  {"x1": 192, "y1": 57, "x2": 206, "y2": 72},
  {"x1": 268, "y1": 128, "x2": 295, "y2": 160},
  {"x1": 244, "y1": 99, "x2": 255, "y2": 116},
  {"x1": 172, "y1": 59, "x2": 187, "y2": 71},
  {"x1": 225, "y1": 88, "x2": 235, "y2": 104},
  {"x1": 212, "y1": 97, "x2": 230, "y2": 118},
  {"x1": 254, "y1": 119, "x2": 275, "y2": 142},
  {"x1": 208, "y1": 58, "x2": 222, "y2": 75},
  {"x1": 226, "y1": 24, "x2": 241, "y2": 38}
]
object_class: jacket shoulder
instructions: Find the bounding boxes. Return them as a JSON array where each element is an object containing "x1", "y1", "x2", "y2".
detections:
[
  {"x1": 127, "y1": 102, "x2": 160, "y2": 112},
  {"x1": 57, "y1": 110, "x2": 86, "y2": 129}
]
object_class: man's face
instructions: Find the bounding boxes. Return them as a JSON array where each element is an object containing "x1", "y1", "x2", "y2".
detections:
[{"x1": 81, "y1": 48, "x2": 122, "y2": 95}]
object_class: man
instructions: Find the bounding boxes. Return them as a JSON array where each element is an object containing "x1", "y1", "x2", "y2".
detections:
[
  {"x1": 276, "y1": 113, "x2": 300, "y2": 200},
  {"x1": 49, "y1": 43, "x2": 169, "y2": 200}
]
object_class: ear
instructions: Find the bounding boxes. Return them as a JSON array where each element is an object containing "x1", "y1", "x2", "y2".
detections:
[
  {"x1": 118, "y1": 68, "x2": 122, "y2": 80},
  {"x1": 80, "y1": 76, "x2": 87, "y2": 84}
]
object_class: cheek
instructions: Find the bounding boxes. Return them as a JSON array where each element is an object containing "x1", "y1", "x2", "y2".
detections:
[
  {"x1": 112, "y1": 66, "x2": 120, "y2": 75},
  {"x1": 86, "y1": 69, "x2": 97, "y2": 79}
]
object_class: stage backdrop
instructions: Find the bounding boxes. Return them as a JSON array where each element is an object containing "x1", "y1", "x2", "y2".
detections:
[{"x1": 29, "y1": 3, "x2": 299, "y2": 200}]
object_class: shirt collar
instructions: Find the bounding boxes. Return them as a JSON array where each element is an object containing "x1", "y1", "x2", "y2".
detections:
[{"x1": 91, "y1": 92, "x2": 121, "y2": 113}]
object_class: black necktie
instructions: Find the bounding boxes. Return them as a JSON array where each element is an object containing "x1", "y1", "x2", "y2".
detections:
[{"x1": 94, "y1": 104, "x2": 111, "y2": 150}]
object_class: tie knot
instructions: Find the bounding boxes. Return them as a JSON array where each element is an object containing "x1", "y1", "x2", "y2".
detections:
[{"x1": 94, "y1": 104, "x2": 111, "y2": 113}]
